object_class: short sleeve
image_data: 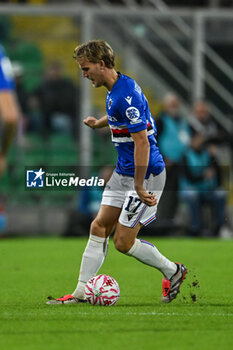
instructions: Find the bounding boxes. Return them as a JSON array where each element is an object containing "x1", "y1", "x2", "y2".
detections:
[
  {"x1": 0, "y1": 47, "x2": 15, "y2": 91},
  {"x1": 117, "y1": 83, "x2": 147, "y2": 133}
]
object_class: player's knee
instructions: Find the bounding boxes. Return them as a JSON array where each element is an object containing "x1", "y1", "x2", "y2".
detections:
[
  {"x1": 113, "y1": 235, "x2": 131, "y2": 254},
  {"x1": 90, "y1": 218, "x2": 112, "y2": 238},
  {"x1": 90, "y1": 218, "x2": 105, "y2": 237}
]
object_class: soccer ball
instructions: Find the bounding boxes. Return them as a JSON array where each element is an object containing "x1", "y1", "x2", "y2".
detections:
[{"x1": 85, "y1": 274, "x2": 120, "y2": 306}]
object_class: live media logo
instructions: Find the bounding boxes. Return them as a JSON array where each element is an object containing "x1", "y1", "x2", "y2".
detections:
[
  {"x1": 25, "y1": 167, "x2": 104, "y2": 190},
  {"x1": 26, "y1": 168, "x2": 45, "y2": 188}
]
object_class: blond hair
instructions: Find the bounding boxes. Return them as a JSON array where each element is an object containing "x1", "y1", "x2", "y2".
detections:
[{"x1": 73, "y1": 40, "x2": 115, "y2": 68}]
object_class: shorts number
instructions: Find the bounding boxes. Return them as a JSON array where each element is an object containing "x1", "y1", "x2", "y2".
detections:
[{"x1": 125, "y1": 196, "x2": 142, "y2": 213}]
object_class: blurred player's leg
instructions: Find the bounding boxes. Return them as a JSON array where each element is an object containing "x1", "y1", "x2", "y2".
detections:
[{"x1": 72, "y1": 205, "x2": 121, "y2": 300}]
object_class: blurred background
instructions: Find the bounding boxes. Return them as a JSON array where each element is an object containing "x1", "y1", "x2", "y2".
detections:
[{"x1": 0, "y1": 0, "x2": 232, "y2": 238}]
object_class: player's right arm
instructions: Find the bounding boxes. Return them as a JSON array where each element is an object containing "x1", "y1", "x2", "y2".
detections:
[{"x1": 83, "y1": 115, "x2": 108, "y2": 129}]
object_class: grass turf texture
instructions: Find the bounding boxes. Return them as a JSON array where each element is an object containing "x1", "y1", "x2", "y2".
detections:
[{"x1": 1, "y1": 238, "x2": 233, "y2": 350}]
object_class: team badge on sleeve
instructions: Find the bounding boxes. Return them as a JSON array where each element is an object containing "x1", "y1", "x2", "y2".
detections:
[{"x1": 125, "y1": 106, "x2": 142, "y2": 124}]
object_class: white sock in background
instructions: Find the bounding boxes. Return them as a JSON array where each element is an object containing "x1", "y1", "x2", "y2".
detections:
[
  {"x1": 72, "y1": 234, "x2": 109, "y2": 299},
  {"x1": 126, "y1": 239, "x2": 177, "y2": 279}
]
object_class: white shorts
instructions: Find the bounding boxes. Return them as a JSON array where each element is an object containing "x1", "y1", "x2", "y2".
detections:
[{"x1": 101, "y1": 169, "x2": 166, "y2": 228}]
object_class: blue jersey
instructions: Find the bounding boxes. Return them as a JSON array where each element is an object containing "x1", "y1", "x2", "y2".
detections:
[
  {"x1": 0, "y1": 45, "x2": 15, "y2": 92},
  {"x1": 106, "y1": 73, "x2": 165, "y2": 178}
]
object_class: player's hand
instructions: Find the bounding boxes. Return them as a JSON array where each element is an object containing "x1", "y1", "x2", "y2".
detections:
[
  {"x1": 135, "y1": 186, "x2": 157, "y2": 207},
  {"x1": 83, "y1": 116, "x2": 98, "y2": 129}
]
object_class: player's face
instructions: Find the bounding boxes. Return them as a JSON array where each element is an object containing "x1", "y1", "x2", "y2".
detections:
[{"x1": 78, "y1": 59, "x2": 105, "y2": 88}]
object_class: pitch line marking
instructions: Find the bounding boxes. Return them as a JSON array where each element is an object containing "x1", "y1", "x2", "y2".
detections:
[{"x1": 2, "y1": 311, "x2": 233, "y2": 318}]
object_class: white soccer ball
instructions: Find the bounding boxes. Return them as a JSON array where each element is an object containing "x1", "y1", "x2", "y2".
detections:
[{"x1": 85, "y1": 274, "x2": 120, "y2": 306}]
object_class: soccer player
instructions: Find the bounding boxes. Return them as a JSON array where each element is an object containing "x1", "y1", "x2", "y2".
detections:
[
  {"x1": 47, "y1": 40, "x2": 187, "y2": 305},
  {"x1": 0, "y1": 45, "x2": 19, "y2": 175}
]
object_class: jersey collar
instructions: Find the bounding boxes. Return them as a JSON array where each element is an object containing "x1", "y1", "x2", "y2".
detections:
[{"x1": 108, "y1": 71, "x2": 122, "y2": 93}]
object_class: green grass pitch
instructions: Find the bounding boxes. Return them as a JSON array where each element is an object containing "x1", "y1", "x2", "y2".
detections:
[{"x1": 1, "y1": 237, "x2": 233, "y2": 350}]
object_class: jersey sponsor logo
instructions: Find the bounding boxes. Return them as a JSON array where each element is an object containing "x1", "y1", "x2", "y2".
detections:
[
  {"x1": 125, "y1": 96, "x2": 132, "y2": 105},
  {"x1": 108, "y1": 114, "x2": 117, "y2": 122},
  {"x1": 125, "y1": 106, "x2": 142, "y2": 124},
  {"x1": 112, "y1": 136, "x2": 133, "y2": 143}
]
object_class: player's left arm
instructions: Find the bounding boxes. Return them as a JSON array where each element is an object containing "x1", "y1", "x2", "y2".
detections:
[
  {"x1": 131, "y1": 130, "x2": 157, "y2": 207},
  {"x1": 83, "y1": 115, "x2": 108, "y2": 129}
]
